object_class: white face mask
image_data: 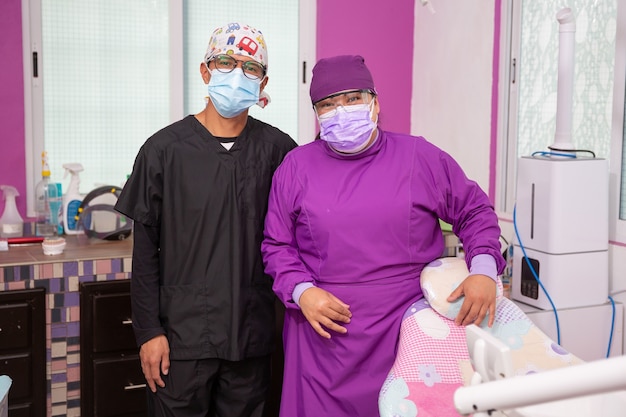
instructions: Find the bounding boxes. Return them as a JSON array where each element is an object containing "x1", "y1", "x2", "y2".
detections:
[
  {"x1": 317, "y1": 101, "x2": 377, "y2": 153},
  {"x1": 207, "y1": 68, "x2": 261, "y2": 118}
]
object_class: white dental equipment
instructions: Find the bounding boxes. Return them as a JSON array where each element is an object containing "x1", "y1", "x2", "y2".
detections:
[
  {"x1": 454, "y1": 325, "x2": 626, "y2": 417},
  {"x1": 511, "y1": 8, "x2": 609, "y2": 310}
]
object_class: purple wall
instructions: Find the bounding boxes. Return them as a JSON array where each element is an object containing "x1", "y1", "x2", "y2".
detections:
[
  {"x1": 0, "y1": 0, "x2": 416, "y2": 218},
  {"x1": 0, "y1": 0, "x2": 26, "y2": 217},
  {"x1": 316, "y1": 0, "x2": 414, "y2": 133}
]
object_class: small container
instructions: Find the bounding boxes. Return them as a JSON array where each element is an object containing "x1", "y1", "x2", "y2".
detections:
[{"x1": 42, "y1": 237, "x2": 66, "y2": 255}]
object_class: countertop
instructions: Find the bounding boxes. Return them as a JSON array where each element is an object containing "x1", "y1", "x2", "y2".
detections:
[{"x1": 0, "y1": 234, "x2": 133, "y2": 266}]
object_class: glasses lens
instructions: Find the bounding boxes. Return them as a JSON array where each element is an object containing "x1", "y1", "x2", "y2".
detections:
[
  {"x1": 241, "y1": 61, "x2": 265, "y2": 79},
  {"x1": 314, "y1": 90, "x2": 371, "y2": 116},
  {"x1": 213, "y1": 55, "x2": 237, "y2": 73},
  {"x1": 211, "y1": 55, "x2": 265, "y2": 79}
]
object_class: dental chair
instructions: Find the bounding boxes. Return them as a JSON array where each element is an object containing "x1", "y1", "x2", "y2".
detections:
[{"x1": 378, "y1": 257, "x2": 626, "y2": 417}]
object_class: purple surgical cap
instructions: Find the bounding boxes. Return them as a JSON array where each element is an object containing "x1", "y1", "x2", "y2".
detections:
[{"x1": 309, "y1": 55, "x2": 377, "y2": 104}]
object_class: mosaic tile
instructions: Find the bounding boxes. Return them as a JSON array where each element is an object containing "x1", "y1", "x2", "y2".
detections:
[
  {"x1": 51, "y1": 308, "x2": 62, "y2": 323},
  {"x1": 68, "y1": 275, "x2": 79, "y2": 292},
  {"x1": 68, "y1": 305, "x2": 80, "y2": 322},
  {"x1": 20, "y1": 265, "x2": 31, "y2": 279},
  {"x1": 3, "y1": 267, "x2": 14, "y2": 281},
  {"x1": 78, "y1": 275, "x2": 95, "y2": 283},
  {"x1": 65, "y1": 292, "x2": 79, "y2": 307},
  {"x1": 50, "y1": 278, "x2": 61, "y2": 294},
  {"x1": 53, "y1": 262, "x2": 64, "y2": 277},
  {"x1": 7, "y1": 281, "x2": 26, "y2": 291},
  {"x1": 51, "y1": 341, "x2": 67, "y2": 358},
  {"x1": 51, "y1": 405, "x2": 67, "y2": 417},
  {"x1": 95, "y1": 259, "x2": 112, "y2": 274},
  {"x1": 63, "y1": 262, "x2": 78, "y2": 277},
  {"x1": 40, "y1": 263, "x2": 54, "y2": 279},
  {"x1": 51, "y1": 323, "x2": 67, "y2": 339},
  {"x1": 82, "y1": 260, "x2": 94, "y2": 275},
  {"x1": 66, "y1": 364, "x2": 80, "y2": 382},
  {"x1": 66, "y1": 353, "x2": 80, "y2": 365},
  {"x1": 53, "y1": 293, "x2": 64, "y2": 306},
  {"x1": 123, "y1": 257, "x2": 132, "y2": 272},
  {"x1": 51, "y1": 383, "x2": 67, "y2": 403},
  {"x1": 111, "y1": 257, "x2": 122, "y2": 273},
  {"x1": 51, "y1": 364, "x2": 66, "y2": 375},
  {"x1": 67, "y1": 404, "x2": 81, "y2": 417}
]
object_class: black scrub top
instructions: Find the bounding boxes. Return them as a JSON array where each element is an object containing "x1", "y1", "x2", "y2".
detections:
[{"x1": 115, "y1": 115, "x2": 297, "y2": 361}]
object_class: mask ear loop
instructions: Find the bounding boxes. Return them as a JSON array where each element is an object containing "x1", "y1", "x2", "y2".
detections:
[{"x1": 367, "y1": 93, "x2": 379, "y2": 124}]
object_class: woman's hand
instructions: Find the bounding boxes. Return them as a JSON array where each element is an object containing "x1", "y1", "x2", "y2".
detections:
[
  {"x1": 299, "y1": 287, "x2": 352, "y2": 339},
  {"x1": 447, "y1": 274, "x2": 497, "y2": 327}
]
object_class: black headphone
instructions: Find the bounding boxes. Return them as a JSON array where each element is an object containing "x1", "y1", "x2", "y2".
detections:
[{"x1": 76, "y1": 185, "x2": 133, "y2": 240}]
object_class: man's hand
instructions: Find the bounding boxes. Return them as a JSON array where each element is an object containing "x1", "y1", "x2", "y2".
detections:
[
  {"x1": 447, "y1": 274, "x2": 497, "y2": 327},
  {"x1": 299, "y1": 287, "x2": 352, "y2": 339},
  {"x1": 139, "y1": 334, "x2": 170, "y2": 392}
]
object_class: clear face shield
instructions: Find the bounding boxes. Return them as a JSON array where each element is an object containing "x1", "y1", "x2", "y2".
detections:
[
  {"x1": 76, "y1": 186, "x2": 133, "y2": 240},
  {"x1": 313, "y1": 90, "x2": 375, "y2": 120}
]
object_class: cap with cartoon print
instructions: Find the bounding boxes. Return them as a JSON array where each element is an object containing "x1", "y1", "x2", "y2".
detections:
[{"x1": 205, "y1": 22, "x2": 268, "y2": 69}]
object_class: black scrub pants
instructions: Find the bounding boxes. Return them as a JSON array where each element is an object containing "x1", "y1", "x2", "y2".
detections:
[{"x1": 146, "y1": 355, "x2": 272, "y2": 417}]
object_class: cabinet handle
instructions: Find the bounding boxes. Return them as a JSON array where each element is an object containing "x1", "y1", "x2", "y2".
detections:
[
  {"x1": 122, "y1": 319, "x2": 133, "y2": 325},
  {"x1": 124, "y1": 383, "x2": 147, "y2": 391}
]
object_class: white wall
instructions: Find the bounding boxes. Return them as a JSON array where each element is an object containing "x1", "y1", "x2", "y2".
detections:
[{"x1": 410, "y1": 0, "x2": 495, "y2": 192}]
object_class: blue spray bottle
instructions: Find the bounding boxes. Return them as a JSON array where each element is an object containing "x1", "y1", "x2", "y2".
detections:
[{"x1": 62, "y1": 163, "x2": 84, "y2": 235}]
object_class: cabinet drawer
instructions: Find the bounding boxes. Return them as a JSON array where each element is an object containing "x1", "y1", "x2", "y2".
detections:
[
  {"x1": 0, "y1": 303, "x2": 30, "y2": 350},
  {"x1": 0, "y1": 352, "x2": 31, "y2": 400},
  {"x1": 5, "y1": 402, "x2": 32, "y2": 417},
  {"x1": 92, "y1": 293, "x2": 136, "y2": 352},
  {"x1": 93, "y1": 355, "x2": 146, "y2": 416}
]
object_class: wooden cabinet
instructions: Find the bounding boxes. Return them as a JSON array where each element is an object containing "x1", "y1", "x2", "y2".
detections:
[
  {"x1": 79, "y1": 280, "x2": 285, "y2": 417},
  {"x1": 80, "y1": 280, "x2": 146, "y2": 417},
  {"x1": 0, "y1": 288, "x2": 46, "y2": 417}
]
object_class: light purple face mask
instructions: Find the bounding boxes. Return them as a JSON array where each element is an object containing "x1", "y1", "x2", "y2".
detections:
[{"x1": 317, "y1": 102, "x2": 377, "y2": 153}]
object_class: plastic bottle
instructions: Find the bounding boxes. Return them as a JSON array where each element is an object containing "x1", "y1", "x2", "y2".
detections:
[
  {"x1": 49, "y1": 182, "x2": 63, "y2": 235},
  {"x1": 34, "y1": 152, "x2": 58, "y2": 236},
  {"x1": 62, "y1": 163, "x2": 84, "y2": 235},
  {"x1": 0, "y1": 185, "x2": 24, "y2": 238}
]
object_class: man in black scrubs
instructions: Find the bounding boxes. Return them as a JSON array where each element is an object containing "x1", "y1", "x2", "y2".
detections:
[{"x1": 115, "y1": 22, "x2": 297, "y2": 417}]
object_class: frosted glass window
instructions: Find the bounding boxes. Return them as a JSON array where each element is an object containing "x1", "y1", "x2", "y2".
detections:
[
  {"x1": 182, "y1": 2, "x2": 299, "y2": 139},
  {"x1": 41, "y1": 0, "x2": 170, "y2": 192},
  {"x1": 516, "y1": 1, "x2": 617, "y2": 159},
  {"x1": 38, "y1": 0, "x2": 299, "y2": 194}
]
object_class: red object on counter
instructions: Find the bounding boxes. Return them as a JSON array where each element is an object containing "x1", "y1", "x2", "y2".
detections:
[{"x1": 7, "y1": 236, "x2": 45, "y2": 244}]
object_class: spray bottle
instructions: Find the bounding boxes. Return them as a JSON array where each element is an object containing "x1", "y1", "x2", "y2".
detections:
[
  {"x1": 0, "y1": 185, "x2": 24, "y2": 238},
  {"x1": 34, "y1": 151, "x2": 58, "y2": 236},
  {"x1": 62, "y1": 163, "x2": 84, "y2": 235}
]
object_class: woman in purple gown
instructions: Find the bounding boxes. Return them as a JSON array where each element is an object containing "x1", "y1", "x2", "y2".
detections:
[{"x1": 262, "y1": 55, "x2": 505, "y2": 417}]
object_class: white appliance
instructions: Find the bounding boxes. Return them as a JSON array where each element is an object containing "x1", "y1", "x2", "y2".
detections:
[
  {"x1": 511, "y1": 8, "x2": 610, "y2": 310},
  {"x1": 511, "y1": 156, "x2": 609, "y2": 309}
]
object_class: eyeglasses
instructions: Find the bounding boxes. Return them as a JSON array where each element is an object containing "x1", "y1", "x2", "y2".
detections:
[
  {"x1": 313, "y1": 90, "x2": 375, "y2": 116},
  {"x1": 209, "y1": 54, "x2": 266, "y2": 80}
]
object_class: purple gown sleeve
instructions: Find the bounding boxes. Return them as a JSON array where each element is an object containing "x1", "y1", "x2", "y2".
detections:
[
  {"x1": 434, "y1": 150, "x2": 505, "y2": 275},
  {"x1": 262, "y1": 155, "x2": 314, "y2": 309}
]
